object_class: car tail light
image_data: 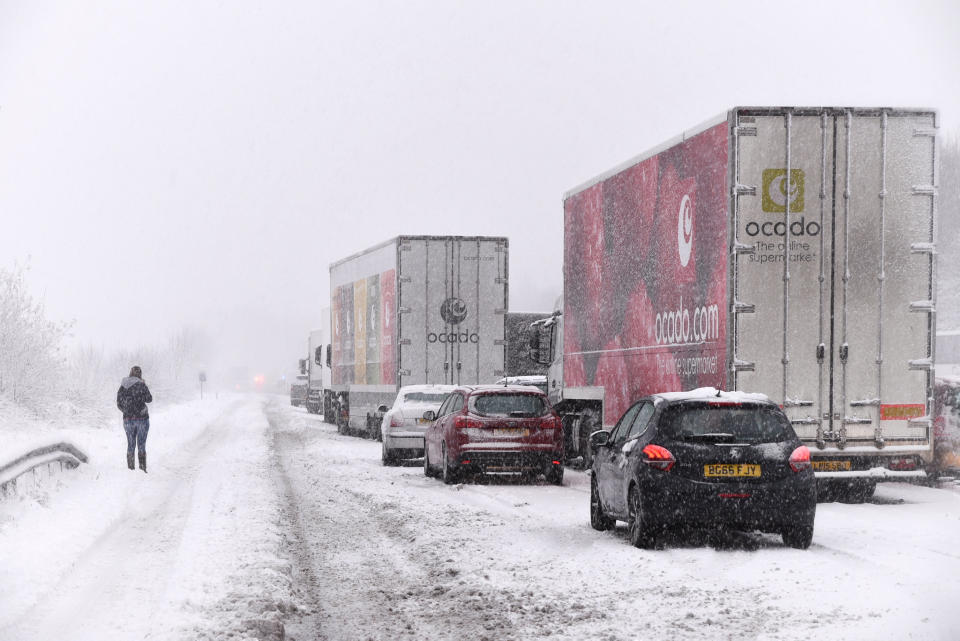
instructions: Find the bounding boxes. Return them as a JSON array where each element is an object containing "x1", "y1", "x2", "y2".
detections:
[
  {"x1": 789, "y1": 446, "x2": 811, "y2": 472},
  {"x1": 454, "y1": 415, "x2": 482, "y2": 429},
  {"x1": 390, "y1": 415, "x2": 403, "y2": 428},
  {"x1": 540, "y1": 416, "x2": 561, "y2": 430},
  {"x1": 642, "y1": 444, "x2": 675, "y2": 472}
]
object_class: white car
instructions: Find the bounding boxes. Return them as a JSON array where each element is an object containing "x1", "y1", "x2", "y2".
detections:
[{"x1": 381, "y1": 384, "x2": 455, "y2": 466}]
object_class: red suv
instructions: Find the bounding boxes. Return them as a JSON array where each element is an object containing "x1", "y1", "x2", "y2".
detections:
[{"x1": 422, "y1": 385, "x2": 564, "y2": 485}]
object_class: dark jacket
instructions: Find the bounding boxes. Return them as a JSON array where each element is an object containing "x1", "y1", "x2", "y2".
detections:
[{"x1": 117, "y1": 376, "x2": 153, "y2": 420}]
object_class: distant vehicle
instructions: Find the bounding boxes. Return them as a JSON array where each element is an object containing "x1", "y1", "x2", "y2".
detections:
[
  {"x1": 329, "y1": 236, "x2": 509, "y2": 439},
  {"x1": 304, "y1": 322, "x2": 334, "y2": 421},
  {"x1": 494, "y1": 375, "x2": 548, "y2": 395},
  {"x1": 529, "y1": 107, "x2": 938, "y2": 501},
  {"x1": 422, "y1": 385, "x2": 564, "y2": 485},
  {"x1": 589, "y1": 387, "x2": 817, "y2": 549},
  {"x1": 289, "y1": 373, "x2": 309, "y2": 407},
  {"x1": 381, "y1": 384, "x2": 455, "y2": 465}
]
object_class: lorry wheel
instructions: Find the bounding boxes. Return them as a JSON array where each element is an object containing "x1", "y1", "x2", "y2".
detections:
[
  {"x1": 781, "y1": 524, "x2": 814, "y2": 549},
  {"x1": 590, "y1": 477, "x2": 614, "y2": 531},
  {"x1": 838, "y1": 480, "x2": 876, "y2": 504}
]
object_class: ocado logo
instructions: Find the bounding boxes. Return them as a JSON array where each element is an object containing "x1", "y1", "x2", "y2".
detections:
[
  {"x1": 677, "y1": 194, "x2": 693, "y2": 268},
  {"x1": 440, "y1": 297, "x2": 468, "y2": 325}
]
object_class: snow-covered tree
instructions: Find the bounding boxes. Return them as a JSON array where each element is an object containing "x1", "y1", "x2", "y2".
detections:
[{"x1": 0, "y1": 263, "x2": 71, "y2": 408}]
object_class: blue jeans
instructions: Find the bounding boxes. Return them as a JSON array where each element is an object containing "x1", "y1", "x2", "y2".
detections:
[{"x1": 123, "y1": 418, "x2": 150, "y2": 455}]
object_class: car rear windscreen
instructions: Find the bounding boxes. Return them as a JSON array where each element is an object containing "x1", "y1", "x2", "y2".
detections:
[
  {"x1": 402, "y1": 392, "x2": 448, "y2": 404},
  {"x1": 470, "y1": 393, "x2": 547, "y2": 418},
  {"x1": 661, "y1": 404, "x2": 794, "y2": 444}
]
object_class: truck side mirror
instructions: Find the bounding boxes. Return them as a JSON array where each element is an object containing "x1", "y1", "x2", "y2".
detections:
[
  {"x1": 298, "y1": 359, "x2": 307, "y2": 375},
  {"x1": 315, "y1": 346, "x2": 322, "y2": 367},
  {"x1": 528, "y1": 329, "x2": 540, "y2": 364},
  {"x1": 326, "y1": 344, "x2": 332, "y2": 368}
]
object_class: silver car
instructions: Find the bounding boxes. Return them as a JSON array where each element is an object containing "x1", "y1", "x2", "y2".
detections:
[{"x1": 381, "y1": 385, "x2": 455, "y2": 466}]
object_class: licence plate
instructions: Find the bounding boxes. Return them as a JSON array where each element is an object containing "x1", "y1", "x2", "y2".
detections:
[
  {"x1": 704, "y1": 463, "x2": 761, "y2": 478},
  {"x1": 812, "y1": 460, "x2": 852, "y2": 472},
  {"x1": 493, "y1": 428, "x2": 529, "y2": 437}
]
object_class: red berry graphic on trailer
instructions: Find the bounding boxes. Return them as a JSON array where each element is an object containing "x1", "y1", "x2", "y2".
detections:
[{"x1": 594, "y1": 336, "x2": 632, "y2": 426}]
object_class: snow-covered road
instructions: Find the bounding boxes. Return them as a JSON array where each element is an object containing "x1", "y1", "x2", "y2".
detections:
[{"x1": 2, "y1": 395, "x2": 960, "y2": 640}]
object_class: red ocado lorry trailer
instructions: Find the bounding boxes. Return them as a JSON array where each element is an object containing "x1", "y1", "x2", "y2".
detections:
[
  {"x1": 330, "y1": 236, "x2": 509, "y2": 437},
  {"x1": 529, "y1": 107, "x2": 939, "y2": 499}
]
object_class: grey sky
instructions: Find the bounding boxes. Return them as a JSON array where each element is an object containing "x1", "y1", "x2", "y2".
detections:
[{"x1": 1, "y1": 0, "x2": 957, "y2": 384}]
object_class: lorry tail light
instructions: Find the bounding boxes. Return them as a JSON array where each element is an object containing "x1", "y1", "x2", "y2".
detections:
[
  {"x1": 454, "y1": 416, "x2": 482, "y2": 429},
  {"x1": 789, "y1": 446, "x2": 811, "y2": 472},
  {"x1": 888, "y1": 456, "x2": 918, "y2": 471},
  {"x1": 642, "y1": 444, "x2": 675, "y2": 472}
]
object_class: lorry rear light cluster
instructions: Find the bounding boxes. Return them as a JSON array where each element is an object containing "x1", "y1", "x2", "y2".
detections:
[
  {"x1": 454, "y1": 416, "x2": 482, "y2": 429},
  {"x1": 789, "y1": 446, "x2": 811, "y2": 472},
  {"x1": 642, "y1": 444, "x2": 675, "y2": 472},
  {"x1": 887, "y1": 456, "x2": 918, "y2": 471}
]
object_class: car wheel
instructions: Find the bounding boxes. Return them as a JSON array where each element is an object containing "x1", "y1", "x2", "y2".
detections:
[
  {"x1": 628, "y1": 486, "x2": 656, "y2": 549},
  {"x1": 423, "y1": 446, "x2": 433, "y2": 477},
  {"x1": 590, "y1": 476, "x2": 614, "y2": 531},
  {"x1": 545, "y1": 463, "x2": 564, "y2": 486},
  {"x1": 782, "y1": 524, "x2": 814, "y2": 549},
  {"x1": 382, "y1": 442, "x2": 397, "y2": 467},
  {"x1": 441, "y1": 442, "x2": 457, "y2": 485}
]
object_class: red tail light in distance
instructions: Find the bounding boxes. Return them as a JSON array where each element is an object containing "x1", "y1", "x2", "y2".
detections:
[
  {"x1": 789, "y1": 446, "x2": 811, "y2": 472},
  {"x1": 642, "y1": 444, "x2": 675, "y2": 472}
]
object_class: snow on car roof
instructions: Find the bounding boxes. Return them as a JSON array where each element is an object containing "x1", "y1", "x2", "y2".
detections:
[
  {"x1": 653, "y1": 387, "x2": 771, "y2": 404},
  {"x1": 398, "y1": 384, "x2": 457, "y2": 394},
  {"x1": 467, "y1": 384, "x2": 547, "y2": 394},
  {"x1": 494, "y1": 375, "x2": 547, "y2": 385}
]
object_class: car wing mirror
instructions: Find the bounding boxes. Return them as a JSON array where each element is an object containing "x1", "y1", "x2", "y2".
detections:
[
  {"x1": 589, "y1": 430, "x2": 610, "y2": 449},
  {"x1": 422, "y1": 410, "x2": 436, "y2": 421},
  {"x1": 377, "y1": 404, "x2": 389, "y2": 413}
]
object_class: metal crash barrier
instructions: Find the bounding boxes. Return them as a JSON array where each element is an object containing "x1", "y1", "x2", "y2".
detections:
[{"x1": 0, "y1": 443, "x2": 89, "y2": 498}]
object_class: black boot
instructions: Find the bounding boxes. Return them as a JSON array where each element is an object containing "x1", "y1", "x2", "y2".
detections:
[
  {"x1": 127, "y1": 452, "x2": 135, "y2": 470},
  {"x1": 138, "y1": 451, "x2": 147, "y2": 473}
]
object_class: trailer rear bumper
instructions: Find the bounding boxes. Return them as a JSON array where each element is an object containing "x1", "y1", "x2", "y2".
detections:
[{"x1": 814, "y1": 468, "x2": 927, "y2": 480}]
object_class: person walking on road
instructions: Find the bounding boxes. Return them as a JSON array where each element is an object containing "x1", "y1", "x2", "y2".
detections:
[{"x1": 116, "y1": 365, "x2": 153, "y2": 473}]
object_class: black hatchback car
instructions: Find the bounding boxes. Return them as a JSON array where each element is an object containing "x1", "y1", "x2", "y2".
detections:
[{"x1": 589, "y1": 388, "x2": 816, "y2": 549}]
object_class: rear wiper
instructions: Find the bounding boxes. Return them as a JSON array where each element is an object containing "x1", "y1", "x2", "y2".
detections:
[{"x1": 684, "y1": 433, "x2": 736, "y2": 442}]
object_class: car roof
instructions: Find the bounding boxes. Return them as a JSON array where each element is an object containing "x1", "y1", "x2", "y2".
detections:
[
  {"x1": 398, "y1": 384, "x2": 457, "y2": 394},
  {"x1": 651, "y1": 387, "x2": 774, "y2": 406},
  {"x1": 457, "y1": 384, "x2": 547, "y2": 395}
]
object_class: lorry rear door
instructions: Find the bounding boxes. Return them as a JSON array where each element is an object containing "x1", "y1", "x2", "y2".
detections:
[
  {"x1": 732, "y1": 108, "x2": 936, "y2": 450},
  {"x1": 398, "y1": 237, "x2": 508, "y2": 386}
]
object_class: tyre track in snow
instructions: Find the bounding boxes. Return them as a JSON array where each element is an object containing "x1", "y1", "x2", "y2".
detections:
[
  {"x1": 0, "y1": 399, "x2": 296, "y2": 641},
  {"x1": 0, "y1": 401, "x2": 241, "y2": 641}
]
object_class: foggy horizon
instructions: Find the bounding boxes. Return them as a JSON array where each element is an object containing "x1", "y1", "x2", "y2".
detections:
[{"x1": 1, "y1": 0, "x2": 957, "y2": 387}]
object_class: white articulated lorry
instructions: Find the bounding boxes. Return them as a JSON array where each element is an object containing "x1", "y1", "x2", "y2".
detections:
[
  {"x1": 330, "y1": 236, "x2": 509, "y2": 437},
  {"x1": 529, "y1": 107, "x2": 940, "y2": 501},
  {"x1": 305, "y1": 319, "x2": 333, "y2": 421}
]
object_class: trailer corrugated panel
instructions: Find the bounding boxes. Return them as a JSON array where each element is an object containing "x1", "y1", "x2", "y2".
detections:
[
  {"x1": 731, "y1": 107, "x2": 937, "y2": 452},
  {"x1": 397, "y1": 237, "x2": 507, "y2": 386}
]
